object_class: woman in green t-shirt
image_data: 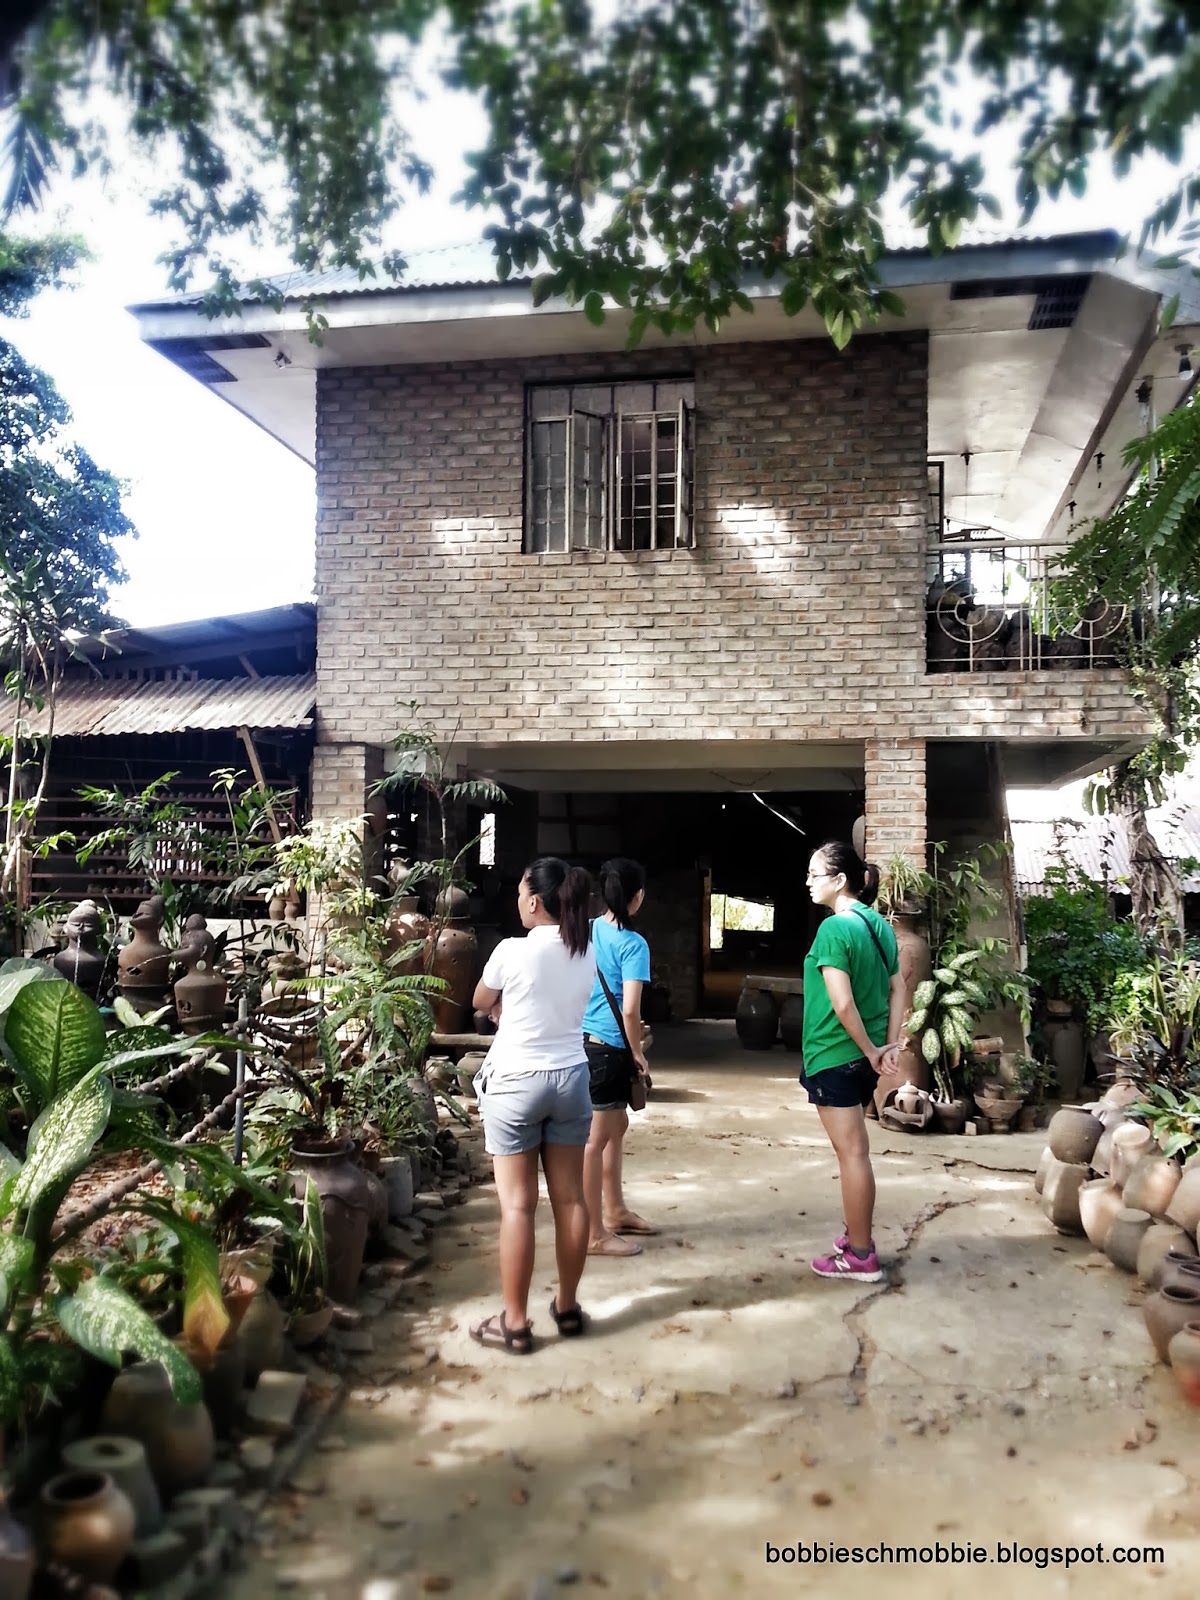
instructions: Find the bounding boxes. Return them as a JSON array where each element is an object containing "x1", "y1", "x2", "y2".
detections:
[{"x1": 801, "y1": 840, "x2": 906, "y2": 1283}]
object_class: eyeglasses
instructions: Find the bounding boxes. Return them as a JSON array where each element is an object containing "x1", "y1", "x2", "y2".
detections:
[{"x1": 806, "y1": 871, "x2": 836, "y2": 883}]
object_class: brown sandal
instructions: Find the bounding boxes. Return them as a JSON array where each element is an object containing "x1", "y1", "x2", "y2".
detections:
[
  {"x1": 588, "y1": 1233, "x2": 643, "y2": 1257},
  {"x1": 469, "y1": 1311, "x2": 534, "y2": 1354},
  {"x1": 606, "y1": 1212, "x2": 660, "y2": 1237}
]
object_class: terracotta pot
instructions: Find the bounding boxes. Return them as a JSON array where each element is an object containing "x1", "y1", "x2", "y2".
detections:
[
  {"x1": 1100, "y1": 1078, "x2": 1142, "y2": 1114},
  {"x1": 387, "y1": 895, "x2": 432, "y2": 976},
  {"x1": 1091, "y1": 1125, "x2": 1115, "y2": 1178},
  {"x1": 290, "y1": 1137, "x2": 373, "y2": 1305},
  {"x1": 1078, "y1": 1180, "x2": 1124, "y2": 1252},
  {"x1": 779, "y1": 994, "x2": 805, "y2": 1053},
  {"x1": 0, "y1": 1493, "x2": 35, "y2": 1600},
  {"x1": 37, "y1": 1471, "x2": 135, "y2": 1582},
  {"x1": 100, "y1": 1361, "x2": 215, "y2": 1500},
  {"x1": 238, "y1": 1290, "x2": 286, "y2": 1384},
  {"x1": 974, "y1": 1092, "x2": 1023, "y2": 1134},
  {"x1": 1104, "y1": 1207, "x2": 1152, "y2": 1273},
  {"x1": 889, "y1": 911, "x2": 932, "y2": 1093},
  {"x1": 932, "y1": 1099, "x2": 969, "y2": 1136},
  {"x1": 1166, "y1": 1322, "x2": 1200, "y2": 1407},
  {"x1": 1137, "y1": 1227, "x2": 1199, "y2": 1289},
  {"x1": 1034, "y1": 1146, "x2": 1053, "y2": 1194},
  {"x1": 1047, "y1": 1106, "x2": 1103, "y2": 1166},
  {"x1": 430, "y1": 919, "x2": 479, "y2": 1034},
  {"x1": 1123, "y1": 1152, "x2": 1183, "y2": 1218},
  {"x1": 1041, "y1": 1159, "x2": 1089, "y2": 1235},
  {"x1": 1110, "y1": 1123, "x2": 1154, "y2": 1189},
  {"x1": 735, "y1": 987, "x2": 778, "y2": 1050},
  {"x1": 61, "y1": 1436, "x2": 161, "y2": 1538},
  {"x1": 1143, "y1": 1283, "x2": 1200, "y2": 1363},
  {"x1": 288, "y1": 1302, "x2": 334, "y2": 1349},
  {"x1": 1166, "y1": 1163, "x2": 1200, "y2": 1237},
  {"x1": 1159, "y1": 1252, "x2": 1200, "y2": 1297}
]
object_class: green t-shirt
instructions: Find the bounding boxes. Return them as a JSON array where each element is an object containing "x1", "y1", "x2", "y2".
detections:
[{"x1": 801, "y1": 905, "x2": 899, "y2": 1075}]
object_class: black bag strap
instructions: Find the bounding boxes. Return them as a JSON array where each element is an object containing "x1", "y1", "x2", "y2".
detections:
[
  {"x1": 850, "y1": 906, "x2": 892, "y2": 974},
  {"x1": 597, "y1": 966, "x2": 633, "y2": 1053}
]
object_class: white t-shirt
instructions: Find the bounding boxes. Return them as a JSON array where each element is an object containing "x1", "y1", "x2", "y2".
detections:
[{"x1": 480, "y1": 923, "x2": 597, "y2": 1078}]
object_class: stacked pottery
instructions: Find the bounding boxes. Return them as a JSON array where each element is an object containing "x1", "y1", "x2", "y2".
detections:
[
  {"x1": 1042, "y1": 1159, "x2": 1089, "y2": 1234},
  {"x1": 1159, "y1": 1252, "x2": 1200, "y2": 1297},
  {"x1": 1047, "y1": 1106, "x2": 1103, "y2": 1166},
  {"x1": 1078, "y1": 1180, "x2": 1124, "y2": 1251},
  {"x1": 1123, "y1": 1152, "x2": 1182, "y2": 1219},
  {"x1": 1109, "y1": 1123, "x2": 1153, "y2": 1189},
  {"x1": 429, "y1": 887, "x2": 479, "y2": 1034},
  {"x1": 1105, "y1": 1207, "x2": 1152, "y2": 1273},
  {"x1": 60, "y1": 1438, "x2": 161, "y2": 1537},
  {"x1": 1166, "y1": 1160, "x2": 1200, "y2": 1236},
  {"x1": 1143, "y1": 1282, "x2": 1200, "y2": 1363},
  {"x1": 1137, "y1": 1228, "x2": 1198, "y2": 1289}
]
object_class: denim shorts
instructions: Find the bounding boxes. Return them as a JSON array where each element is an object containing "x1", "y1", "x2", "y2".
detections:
[
  {"x1": 801, "y1": 1057, "x2": 877, "y2": 1109},
  {"x1": 584, "y1": 1037, "x2": 634, "y2": 1112},
  {"x1": 474, "y1": 1063, "x2": 593, "y2": 1156}
]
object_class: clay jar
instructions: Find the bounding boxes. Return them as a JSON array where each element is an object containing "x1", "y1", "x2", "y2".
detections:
[
  {"x1": 779, "y1": 993, "x2": 805, "y2": 1053},
  {"x1": 100, "y1": 1361, "x2": 215, "y2": 1500},
  {"x1": 1109, "y1": 1123, "x2": 1154, "y2": 1189},
  {"x1": 735, "y1": 987, "x2": 778, "y2": 1050},
  {"x1": 386, "y1": 895, "x2": 432, "y2": 976},
  {"x1": 1078, "y1": 1180, "x2": 1124, "y2": 1252},
  {"x1": 1047, "y1": 1106, "x2": 1103, "y2": 1167},
  {"x1": 1041, "y1": 1159, "x2": 1088, "y2": 1235},
  {"x1": 37, "y1": 1470, "x2": 135, "y2": 1582},
  {"x1": 1144, "y1": 1283, "x2": 1200, "y2": 1363},
  {"x1": 117, "y1": 894, "x2": 171, "y2": 1000},
  {"x1": 1137, "y1": 1227, "x2": 1199, "y2": 1289},
  {"x1": 238, "y1": 1289, "x2": 287, "y2": 1385},
  {"x1": 52, "y1": 900, "x2": 105, "y2": 997},
  {"x1": 171, "y1": 919, "x2": 227, "y2": 1034},
  {"x1": 1159, "y1": 1252, "x2": 1200, "y2": 1297},
  {"x1": 290, "y1": 1137, "x2": 372, "y2": 1305},
  {"x1": 889, "y1": 910, "x2": 933, "y2": 1091},
  {"x1": 1034, "y1": 1147, "x2": 1053, "y2": 1195},
  {"x1": 430, "y1": 888, "x2": 479, "y2": 1034},
  {"x1": 1104, "y1": 1207, "x2": 1152, "y2": 1273},
  {"x1": 1166, "y1": 1162, "x2": 1200, "y2": 1236},
  {"x1": 0, "y1": 1493, "x2": 34, "y2": 1600},
  {"x1": 1166, "y1": 1323, "x2": 1200, "y2": 1407},
  {"x1": 1123, "y1": 1152, "x2": 1183, "y2": 1218},
  {"x1": 60, "y1": 1437, "x2": 161, "y2": 1538}
]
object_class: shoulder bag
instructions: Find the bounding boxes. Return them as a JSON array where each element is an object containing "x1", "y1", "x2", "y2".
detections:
[{"x1": 597, "y1": 967, "x2": 651, "y2": 1112}]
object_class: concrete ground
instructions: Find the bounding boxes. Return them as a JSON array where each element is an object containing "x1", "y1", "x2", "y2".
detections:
[{"x1": 235, "y1": 1023, "x2": 1200, "y2": 1599}]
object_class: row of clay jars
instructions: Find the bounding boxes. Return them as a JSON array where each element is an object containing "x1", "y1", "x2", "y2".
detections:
[
  {"x1": 1144, "y1": 1281, "x2": 1200, "y2": 1362},
  {"x1": 1166, "y1": 1160, "x2": 1200, "y2": 1236},
  {"x1": 1137, "y1": 1228, "x2": 1199, "y2": 1289},
  {"x1": 1169, "y1": 1322, "x2": 1200, "y2": 1406}
]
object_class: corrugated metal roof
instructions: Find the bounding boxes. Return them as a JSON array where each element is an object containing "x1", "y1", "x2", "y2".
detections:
[
  {"x1": 4, "y1": 673, "x2": 316, "y2": 738},
  {"x1": 1013, "y1": 811, "x2": 1200, "y2": 896},
  {"x1": 134, "y1": 227, "x2": 1119, "y2": 310}
]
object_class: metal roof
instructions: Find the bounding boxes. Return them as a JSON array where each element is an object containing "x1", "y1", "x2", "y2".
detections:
[
  {"x1": 5, "y1": 673, "x2": 316, "y2": 738},
  {"x1": 83, "y1": 603, "x2": 316, "y2": 664},
  {"x1": 1013, "y1": 811, "x2": 1200, "y2": 896}
]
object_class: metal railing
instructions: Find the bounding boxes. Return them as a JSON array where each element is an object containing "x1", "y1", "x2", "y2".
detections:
[{"x1": 926, "y1": 537, "x2": 1126, "y2": 673}]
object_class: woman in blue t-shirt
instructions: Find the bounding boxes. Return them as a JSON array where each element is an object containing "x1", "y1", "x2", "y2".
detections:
[{"x1": 582, "y1": 857, "x2": 657, "y2": 1257}]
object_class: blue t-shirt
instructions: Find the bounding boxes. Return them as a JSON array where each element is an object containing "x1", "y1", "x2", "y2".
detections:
[{"x1": 582, "y1": 918, "x2": 651, "y2": 1046}]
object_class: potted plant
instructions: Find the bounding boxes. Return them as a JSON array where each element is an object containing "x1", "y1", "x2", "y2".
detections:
[{"x1": 284, "y1": 1178, "x2": 332, "y2": 1348}]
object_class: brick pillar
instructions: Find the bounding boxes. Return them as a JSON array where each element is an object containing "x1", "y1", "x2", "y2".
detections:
[
  {"x1": 863, "y1": 737, "x2": 926, "y2": 868},
  {"x1": 309, "y1": 742, "x2": 386, "y2": 823}
]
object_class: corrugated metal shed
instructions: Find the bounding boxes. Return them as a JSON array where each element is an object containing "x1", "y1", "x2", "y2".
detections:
[
  {"x1": 4, "y1": 673, "x2": 316, "y2": 738},
  {"x1": 1013, "y1": 811, "x2": 1200, "y2": 896}
]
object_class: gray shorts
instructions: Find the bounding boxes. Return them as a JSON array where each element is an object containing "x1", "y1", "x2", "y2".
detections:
[{"x1": 474, "y1": 1063, "x2": 593, "y2": 1157}]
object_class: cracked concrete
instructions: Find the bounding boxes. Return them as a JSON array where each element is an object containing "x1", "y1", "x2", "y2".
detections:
[{"x1": 229, "y1": 1022, "x2": 1200, "y2": 1599}]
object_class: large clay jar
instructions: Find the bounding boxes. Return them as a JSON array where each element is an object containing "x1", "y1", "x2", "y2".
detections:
[
  {"x1": 171, "y1": 920, "x2": 227, "y2": 1035},
  {"x1": 1110, "y1": 1122, "x2": 1154, "y2": 1189},
  {"x1": 1166, "y1": 1162, "x2": 1200, "y2": 1237},
  {"x1": 1078, "y1": 1180, "x2": 1124, "y2": 1252},
  {"x1": 735, "y1": 987, "x2": 778, "y2": 1050},
  {"x1": 1034, "y1": 1146, "x2": 1053, "y2": 1195},
  {"x1": 1041, "y1": 1158, "x2": 1088, "y2": 1235},
  {"x1": 1104, "y1": 1207, "x2": 1152, "y2": 1273},
  {"x1": 290, "y1": 1137, "x2": 372, "y2": 1305},
  {"x1": 1159, "y1": 1252, "x2": 1200, "y2": 1297},
  {"x1": 61, "y1": 1437, "x2": 161, "y2": 1538},
  {"x1": 779, "y1": 994, "x2": 805, "y2": 1053},
  {"x1": 1143, "y1": 1283, "x2": 1200, "y2": 1363},
  {"x1": 37, "y1": 1471, "x2": 135, "y2": 1582},
  {"x1": 0, "y1": 1492, "x2": 35, "y2": 1600},
  {"x1": 386, "y1": 895, "x2": 432, "y2": 976},
  {"x1": 52, "y1": 900, "x2": 106, "y2": 997},
  {"x1": 1137, "y1": 1227, "x2": 1199, "y2": 1289},
  {"x1": 238, "y1": 1289, "x2": 286, "y2": 1385},
  {"x1": 1123, "y1": 1152, "x2": 1182, "y2": 1219},
  {"x1": 1047, "y1": 1106, "x2": 1103, "y2": 1166},
  {"x1": 889, "y1": 910, "x2": 933, "y2": 1092},
  {"x1": 117, "y1": 894, "x2": 172, "y2": 1004},
  {"x1": 1166, "y1": 1323, "x2": 1200, "y2": 1407},
  {"x1": 430, "y1": 888, "x2": 479, "y2": 1034},
  {"x1": 931, "y1": 1098, "x2": 969, "y2": 1136},
  {"x1": 100, "y1": 1361, "x2": 215, "y2": 1500}
]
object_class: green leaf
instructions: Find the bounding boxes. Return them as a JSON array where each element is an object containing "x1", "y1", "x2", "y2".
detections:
[
  {"x1": 54, "y1": 1277, "x2": 200, "y2": 1404},
  {"x1": 1159, "y1": 292, "x2": 1180, "y2": 333},
  {"x1": 11, "y1": 1068, "x2": 111, "y2": 1213},
  {"x1": 583, "y1": 290, "x2": 605, "y2": 325},
  {"x1": 906, "y1": 1008, "x2": 928, "y2": 1034},
  {"x1": 0, "y1": 961, "x2": 60, "y2": 1020},
  {"x1": 912, "y1": 980, "x2": 937, "y2": 1010},
  {"x1": 0, "y1": 1234, "x2": 36, "y2": 1302},
  {"x1": 0, "y1": 1332, "x2": 23, "y2": 1425},
  {"x1": 131, "y1": 1200, "x2": 229, "y2": 1362},
  {"x1": 5, "y1": 978, "x2": 106, "y2": 1108},
  {"x1": 921, "y1": 1027, "x2": 941, "y2": 1064}
]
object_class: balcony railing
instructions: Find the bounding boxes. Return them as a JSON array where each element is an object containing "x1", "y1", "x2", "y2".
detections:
[{"x1": 926, "y1": 537, "x2": 1126, "y2": 673}]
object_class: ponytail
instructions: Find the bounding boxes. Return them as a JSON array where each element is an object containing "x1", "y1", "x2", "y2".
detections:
[
  {"x1": 598, "y1": 856, "x2": 647, "y2": 929},
  {"x1": 816, "y1": 840, "x2": 880, "y2": 905},
  {"x1": 524, "y1": 856, "x2": 594, "y2": 957}
]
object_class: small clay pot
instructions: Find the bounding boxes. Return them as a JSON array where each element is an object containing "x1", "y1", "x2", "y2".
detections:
[
  {"x1": 1078, "y1": 1180, "x2": 1124, "y2": 1252},
  {"x1": 288, "y1": 1302, "x2": 334, "y2": 1349},
  {"x1": 1033, "y1": 1146, "x2": 1053, "y2": 1195},
  {"x1": 1104, "y1": 1207, "x2": 1152, "y2": 1273},
  {"x1": 1047, "y1": 1106, "x2": 1103, "y2": 1166},
  {"x1": 1137, "y1": 1228, "x2": 1199, "y2": 1289},
  {"x1": 1166, "y1": 1163, "x2": 1200, "y2": 1236},
  {"x1": 60, "y1": 1436, "x2": 161, "y2": 1537},
  {"x1": 1109, "y1": 1123, "x2": 1154, "y2": 1189},
  {"x1": 1123, "y1": 1152, "x2": 1183, "y2": 1218},
  {"x1": 931, "y1": 1099, "x2": 969, "y2": 1137},
  {"x1": 1041, "y1": 1158, "x2": 1089, "y2": 1235},
  {"x1": 1166, "y1": 1322, "x2": 1200, "y2": 1407},
  {"x1": 37, "y1": 1471, "x2": 135, "y2": 1582},
  {"x1": 379, "y1": 1153, "x2": 415, "y2": 1222},
  {"x1": 1159, "y1": 1252, "x2": 1200, "y2": 1297},
  {"x1": 1143, "y1": 1283, "x2": 1200, "y2": 1363}
]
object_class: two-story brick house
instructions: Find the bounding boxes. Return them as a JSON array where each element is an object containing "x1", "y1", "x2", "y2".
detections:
[{"x1": 132, "y1": 229, "x2": 1198, "y2": 1015}]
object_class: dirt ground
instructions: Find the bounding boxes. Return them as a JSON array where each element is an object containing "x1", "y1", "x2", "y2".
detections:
[{"x1": 232, "y1": 1023, "x2": 1200, "y2": 1599}]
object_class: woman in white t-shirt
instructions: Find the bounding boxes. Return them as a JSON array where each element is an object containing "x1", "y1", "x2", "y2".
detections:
[{"x1": 469, "y1": 857, "x2": 597, "y2": 1355}]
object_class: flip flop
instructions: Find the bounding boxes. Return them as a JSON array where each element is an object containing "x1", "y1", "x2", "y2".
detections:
[
  {"x1": 606, "y1": 1214, "x2": 660, "y2": 1237},
  {"x1": 549, "y1": 1298, "x2": 589, "y2": 1337},
  {"x1": 588, "y1": 1233, "x2": 643, "y2": 1257},
  {"x1": 469, "y1": 1311, "x2": 534, "y2": 1354}
]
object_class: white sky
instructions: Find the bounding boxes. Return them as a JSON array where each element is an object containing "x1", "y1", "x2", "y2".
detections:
[{"x1": 3, "y1": 50, "x2": 1196, "y2": 819}]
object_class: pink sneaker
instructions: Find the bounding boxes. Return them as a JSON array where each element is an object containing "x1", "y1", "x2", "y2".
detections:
[{"x1": 811, "y1": 1245, "x2": 883, "y2": 1283}]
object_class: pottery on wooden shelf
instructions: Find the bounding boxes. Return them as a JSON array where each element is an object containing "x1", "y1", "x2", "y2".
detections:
[
  {"x1": 1034, "y1": 1146, "x2": 1053, "y2": 1195},
  {"x1": 1078, "y1": 1180, "x2": 1124, "y2": 1252},
  {"x1": 1104, "y1": 1207, "x2": 1152, "y2": 1273},
  {"x1": 289, "y1": 1137, "x2": 373, "y2": 1305},
  {"x1": 1166, "y1": 1323, "x2": 1200, "y2": 1407},
  {"x1": 1047, "y1": 1106, "x2": 1103, "y2": 1167},
  {"x1": 1143, "y1": 1283, "x2": 1200, "y2": 1363},
  {"x1": 1158, "y1": 1252, "x2": 1200, "y2": 1297},
  {"x1": 99, "y1": 1361, "x2": 215, "y2": 1500},
  {"x1": 1041, "y1": 1158, "x2": 1089, "y2": 1235},
  {"x1": 1123, "y1": 1152, "x2": 1183, "y2": 1219},
  {"x1": 1109, "y1": 1123, "x2": 1154, "y2": 1190},
  {"x1": 735, "y1": 986, "x2": 778, "y2": 1050},
  {"x1": 1165, "y1": 1163, "x2": 1200, "y2": 1237},
  {"x1": 37, "y1": 1471, "x2": 135, "y2": 1582},
  {"x1": 60, "y1": 1436, "x2": 161, "y2": 1538},
  {"x1": 52, "y1": 900, "x2": 105, "y2": 997},
  {"x1": 1137, "y1": 1227, "x2": 1199, "y2": 1289}
]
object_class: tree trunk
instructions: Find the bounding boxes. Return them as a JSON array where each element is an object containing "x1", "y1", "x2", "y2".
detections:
[{"x1": 1116, "y1": 767, "x2": 1183, "y2": 946}]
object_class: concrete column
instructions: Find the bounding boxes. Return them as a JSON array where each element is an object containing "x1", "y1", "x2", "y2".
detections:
[{"x1": 863, "y1": 737, "x2": 926, "y2": 867}]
